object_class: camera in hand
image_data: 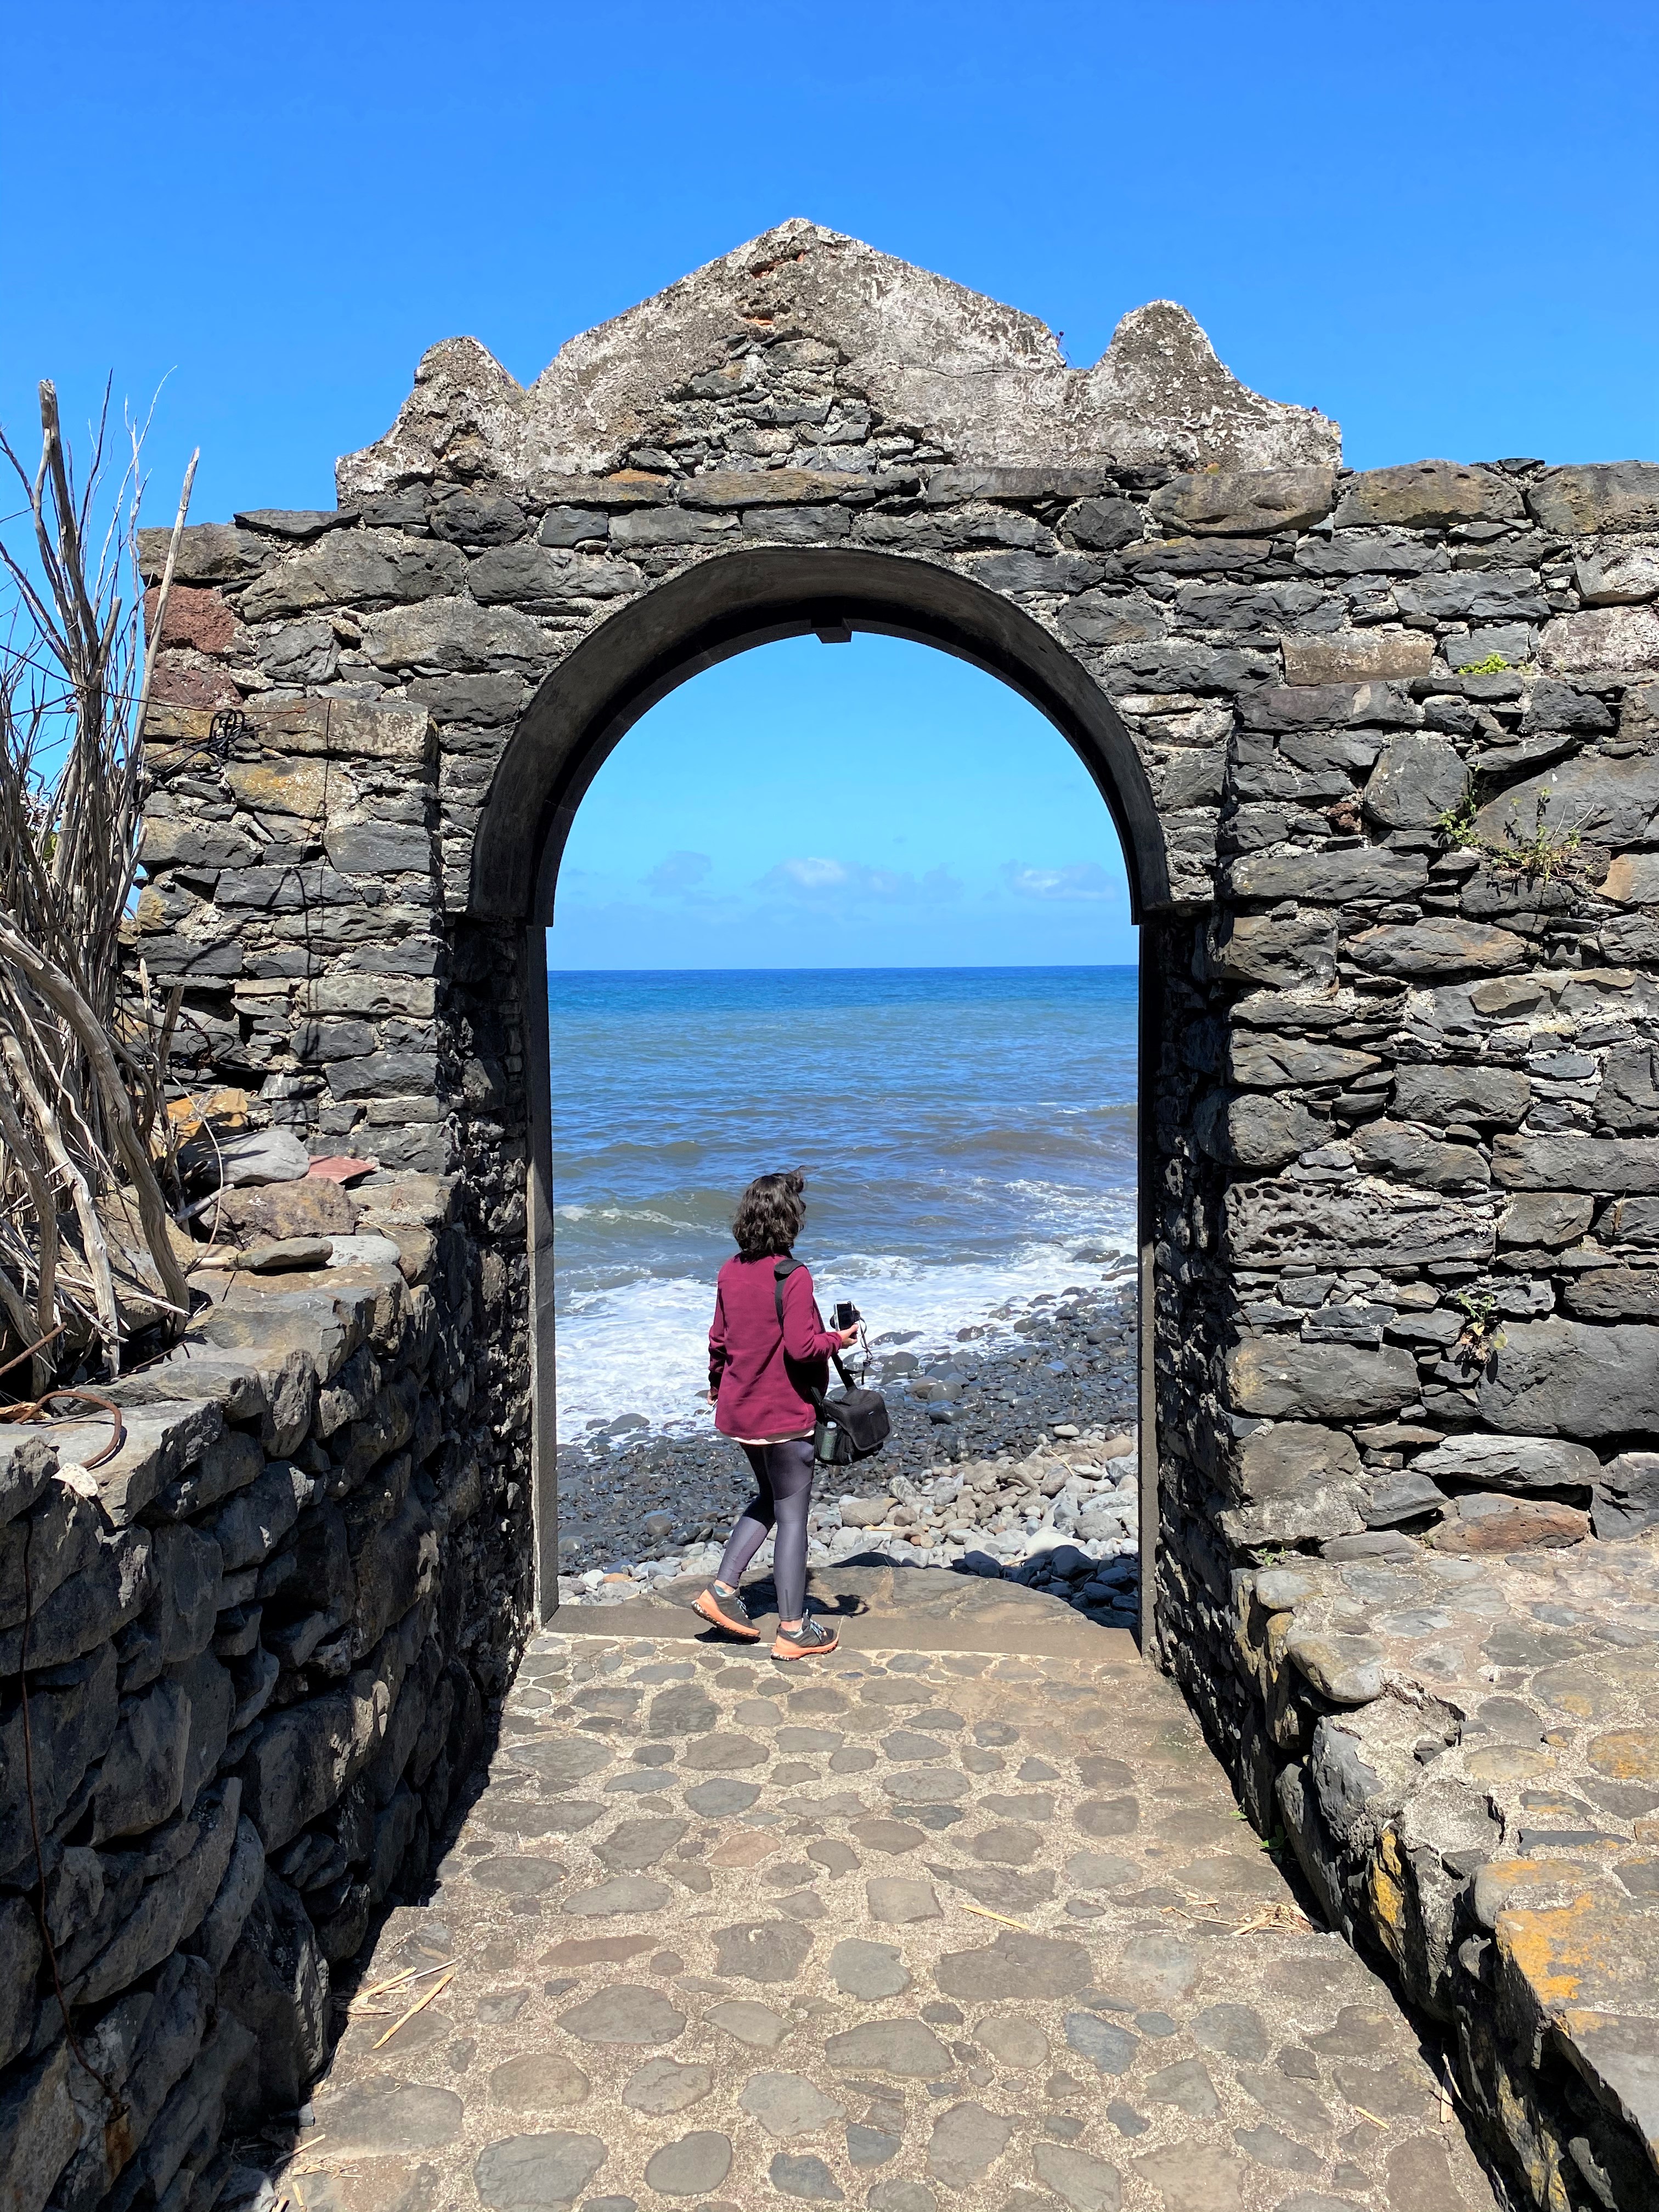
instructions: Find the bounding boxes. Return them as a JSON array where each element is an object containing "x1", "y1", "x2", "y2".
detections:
[{"x1": 832, "y1": 1300, "x2": 860, "y2": 1330}]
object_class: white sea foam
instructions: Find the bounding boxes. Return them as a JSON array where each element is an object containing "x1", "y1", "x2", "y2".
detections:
[{"x1": 554, "y1": 1212, "x2": 1136, "y2": 1440}]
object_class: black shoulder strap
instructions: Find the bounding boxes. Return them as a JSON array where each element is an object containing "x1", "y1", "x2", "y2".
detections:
[
  {"x1": 773, "y1": 1256, "x2": 804, "y2": 1326},
  {"x1": 775, "y1": 1257, "x2": 852, "y2": 1393}
]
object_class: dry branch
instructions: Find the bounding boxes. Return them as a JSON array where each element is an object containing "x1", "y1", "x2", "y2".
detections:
[{"x1": 0, "y1": 380, "x2": 199, "y2": 1378}]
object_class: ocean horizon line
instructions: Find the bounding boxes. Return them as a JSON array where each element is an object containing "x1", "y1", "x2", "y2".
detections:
[{"x1": 548, "y1": 960, "x2": 1141, "y2": 978}]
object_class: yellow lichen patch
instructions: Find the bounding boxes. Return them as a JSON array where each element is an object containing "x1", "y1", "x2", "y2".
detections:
[
  {"x1": 1529, "y1": 1661, "x2": 1619, "y2": 1721},
  {"x1": 1587, "y1": 1728, "x2": 1659, "y2": 1785},
  {"x1": 1497, "y1": 1892, "x2": 1611, "y2": 2012},
  {"x1": 1369, "y1": 1829, "x2": 1408, "y2": 1970},
  {"x1": 165, "y1": 1087, "x2": 249, "y2": 1141}
]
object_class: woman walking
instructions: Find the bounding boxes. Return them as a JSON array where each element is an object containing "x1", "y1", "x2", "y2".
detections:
[{"x1": 694, "y1": 1170, "x2": 859, "y2": 1660}]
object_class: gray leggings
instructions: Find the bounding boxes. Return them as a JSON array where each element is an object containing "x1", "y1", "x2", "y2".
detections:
[{"x1": 717, "y1": 1437, "x2": 817, "y2": 1621}]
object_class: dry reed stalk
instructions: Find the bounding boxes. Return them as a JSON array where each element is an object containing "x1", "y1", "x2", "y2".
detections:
[{"x1": 0, "y1": 380, "x2": 199, "y2": 1381}]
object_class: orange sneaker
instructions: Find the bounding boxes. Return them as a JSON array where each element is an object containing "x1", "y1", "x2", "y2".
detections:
[
  {"x1": 692, "y1": 1582, "x2": 760, "y2": 1641},
  {"x1": 771, "y1": 1615, "x2": 839, "y2": 1662}
]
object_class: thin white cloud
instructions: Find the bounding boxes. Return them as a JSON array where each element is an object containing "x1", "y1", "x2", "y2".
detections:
[
  {"x1": 1002, "y1": 861, "x2": 1120, "y2": 902},
  {"x1": 643, "y1": 850, "x2": 714, "y2": 895},
  {"x1": 757, "y1": 856, "x2": 964, "y2": 905}
]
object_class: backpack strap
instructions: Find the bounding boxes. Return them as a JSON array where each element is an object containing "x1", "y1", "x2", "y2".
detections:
[
  {"x1": 774, "y1": 1257, "x2": 851, "y2": 1396},
  {"x1": 772, "y1": 1256, "x2": 804, "y2": 1327}
]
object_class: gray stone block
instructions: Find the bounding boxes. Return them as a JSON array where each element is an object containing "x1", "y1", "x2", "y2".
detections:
[
  {"x1": 365, "y1": 596, "x2": 550, "y2": 674},
  {"x1": 1228, "y1": 849, "x2": 1428, "y2": 904},
  {"x1": 138, "y1": 522, "x2": 266, "y2": 581},
  {"x1": 1395, "y1": 569, "x2": 1549, "y2": 623},
  {"x1": 1207, "y1": 911, "x2": 1337, "y2": 989},
  {"x1": 209, "y1": 1463, "x2": 306, "y2": 1573},
  {"x1": 469, "y1": 544, "x2": 641, "y2": 602},
  {"x1": 1295, "y1": 531, "x2": 1451, "y2": 577},
  {"x1": 0, "y1": 1434, "x2": 56, "y2": 1530},
  {"x1": 1239, "y1": 681, "x2": 1419, "y2": 732},
  {"x1": 1592, "y1": 1451, "x2": 1659, "y2": 1538},
  {"x1": 1150, "y1": 465, "x2": 1334, "y2": 536},
  {"x1": 1412, "y1": 1432, "x2": 1601, "y2": 1496},
  {"x1": 1526, "y1": 461, "x2": 1659, "y2": 535},
  {"x1": 428, "y1": 489, "x2": 525, "y2": 545},
  {"x1": 0, "y1": 1522, "x2": 153, "y2": 1674},
  {"x1": 1057, "y1": 589, "x2": 1166, "y2": 647},
  {"x1": 71, "y1": 1778, "x2": 242, "y2": 2007},
  {"x1": 0, "y1": 2044, "x2": 82, "y2": 2212},
  {"x1": 1492, "y1": 1135, "x2": 1659, "y2": 1194},
  {"x1": 0, "y1": 1894, "x2": 42, "y2": 2069},
  {"x1": 324, "y1": 823, "x2": 431, "y2": 874},
  {"x1": 1498, "y1": 1192, "x2": 1594, "y2": 1248},
  {"x1": 1194, "y1": 1093, "x2": 1322, "y2": 1169},
  {"x1": 1349, "y1": 919, "x2": 1527, "y2": 976},
  {"x1": 1394, "y1": 1064, "x2": 1530, "y2": 1128},
  {"x1": 1564, "y1": 1267, "x2": 1659, "y2": 1320},
  {"x1": 1605, "y1": 1196, "x2": 1659, "y2": 1246},
  {"x1": 1226, "y1": 1181, "x2": 1496, "y2": 1271},
  {"x1": 1333, "y1": 461, "x2": 1523, "y2": 530},
  {"x1": 1362, "y1": 733, "x2": 1468, "y2": 831},
  {"x1": 92, "y1": 1679, "x2": 191, "y2": 1841},
  {"x1": 0, "y1": 1644, "x2": 117, "y2": 1880},
  {"x1": 325, "y1": 1052, "x2": 441, "y2": 1101},
  {"x1": 1478, "y1": 1319, "x2": 1659, "y2": 1436},
  {"x1": 1475, "y1": 748, "x2": 1659, "y2": 850},
  {"x1": 1227, "y1": 1340, "x2": 1417, "y2": 1421},
  {"x1": 258, "y1": 619, "x2": 340, "y2": 685},
  {"x1": 1237, "y1": 1423, "x2": 1362, "y2": 1502},
  {"x1": 1599, "y1": 1043, "x2": 1659, "y2": 1134},
  {"x1": 239, "y1": 531, "x2": 466, "y2": 620},
  {"x1": 1283, "y1": 631, "x2": 1434, "y2": 685},
  {"x1": 1062, "y1": 496, "x2": 1142, "y2": 551},
  {"x1": 139, "y1": 819, "x2": 258, "y2": 872},
  {"x1": 1353, "y1": 1121, "x2": 1489, "y2": 1190}
]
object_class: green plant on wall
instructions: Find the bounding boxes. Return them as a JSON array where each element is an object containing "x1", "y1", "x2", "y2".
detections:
[
  {"x1": 1453, "y1": 1288, "x2": 1506, "y2": 1365},
  {"x1": 1499, "y1": 786, "x2": 1583, "y2": 887},
  {"x1": 1437, "y1": 781, "x2": 1484, "y2": 851},
  {"x1": 1459, "y1": 652, "x2": 1513, "y2": 676},
  {"x1": 1436, "y1": 776, "x2": 1585, "y2": 888}
]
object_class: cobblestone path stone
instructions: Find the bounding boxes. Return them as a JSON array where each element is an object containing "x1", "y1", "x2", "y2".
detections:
[{"x1": 269, "y1": 1627, "x2": 1504, "y2": 2212}]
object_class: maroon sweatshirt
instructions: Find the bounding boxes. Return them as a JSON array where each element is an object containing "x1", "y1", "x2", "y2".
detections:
[{"x1": 708, "y1": 1254, "x2": 843, "y2": 1442}]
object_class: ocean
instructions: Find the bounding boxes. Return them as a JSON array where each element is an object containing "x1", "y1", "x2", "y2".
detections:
[{"x1": 548, "y1": 966, "x2": 1138, "y2": 1438}]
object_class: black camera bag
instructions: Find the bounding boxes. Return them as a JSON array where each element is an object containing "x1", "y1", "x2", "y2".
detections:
[{"x1": 773, "y1": 1260, "x2": 890, "y2": 1465}]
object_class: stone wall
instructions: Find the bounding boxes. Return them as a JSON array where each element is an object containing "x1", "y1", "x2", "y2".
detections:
[
  {"x1": 0, "y1": 1205, "x2": 517, "y2": 2212},
  {"x1": 5, "y1": 223, "x2": 1657, "y2": 2206}
]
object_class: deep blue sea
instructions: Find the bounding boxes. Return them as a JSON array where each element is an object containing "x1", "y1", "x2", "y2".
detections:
[{"x1": 548, "y1": 966, "x2": 1138, "y2": 1436}]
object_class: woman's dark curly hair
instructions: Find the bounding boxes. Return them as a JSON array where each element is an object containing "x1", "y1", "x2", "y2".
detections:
[{"x1": 732, "y1": 1169, "x2": 806, "y2": 1260}]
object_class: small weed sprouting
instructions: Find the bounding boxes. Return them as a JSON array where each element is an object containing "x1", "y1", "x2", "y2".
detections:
[
  {"x1": 1436, "y1": 776, "x2": 1586, "y2": 890},
  {"x1": 1458, "y1": 652, "x2": 1513, "y2": 676},
  {"x1": 1500, "y1": 785, "x2": 1584, "y2": 888},
  {"x1": 1453, "y1": 1288, "x2": 1506, "y2": 1365},
  {"x1": 1436, "y1": 782, "x2": 1484, "y2": 851}
]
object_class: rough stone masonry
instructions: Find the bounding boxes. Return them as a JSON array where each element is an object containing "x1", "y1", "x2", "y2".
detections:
[{"x1": 3, "y1": 220, "x2": 1657, "y2": 2210}]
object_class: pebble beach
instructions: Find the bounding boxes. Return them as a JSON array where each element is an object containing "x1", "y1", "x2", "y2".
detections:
[{"x1": 555, "y1": 1272, "x2": 1142, "y2": 1629}]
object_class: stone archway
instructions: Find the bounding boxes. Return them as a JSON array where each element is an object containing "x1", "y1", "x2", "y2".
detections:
[
  {"x1": 471, "y1": 542, "x2": 1173, "y2": 1612},
  {"x1": 126, "y1": 220, "x2": 1659, "y2": 2203}
]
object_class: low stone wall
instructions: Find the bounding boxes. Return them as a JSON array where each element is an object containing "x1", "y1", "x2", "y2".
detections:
[
  {"x1": 1190, "y1": 1528, "x2": 1659, "y2": 2205},
  {"x1": 0, "y1": 1184, "x2": 526, "y2": 2212}
]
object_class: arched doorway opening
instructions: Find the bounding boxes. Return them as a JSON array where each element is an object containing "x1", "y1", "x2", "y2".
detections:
[{"x1": 470, "y1": 548, "x2": 1169, "y2": 1621}]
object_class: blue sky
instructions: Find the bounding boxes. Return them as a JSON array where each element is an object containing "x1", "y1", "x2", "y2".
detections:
[
  {"x1": 549, "y1": 636, "x2": 1133, "y2": 967},
  {"x1": 6, "y1": 0, "x2": 1655, "y2": 966}
]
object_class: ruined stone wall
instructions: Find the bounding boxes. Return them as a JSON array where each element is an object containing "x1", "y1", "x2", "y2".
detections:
[
  {"x1": 6, "y1": 223, "x2": 1658, "y2": 2207},
  {"x1": 0, "y1": 1223, "x2": 513, "y2": 2212}
]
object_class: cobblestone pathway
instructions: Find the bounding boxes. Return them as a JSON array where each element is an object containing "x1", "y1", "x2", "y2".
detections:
[{"x1": 269, "y1": 1623, "x2": 1504, "y2": 2212}]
